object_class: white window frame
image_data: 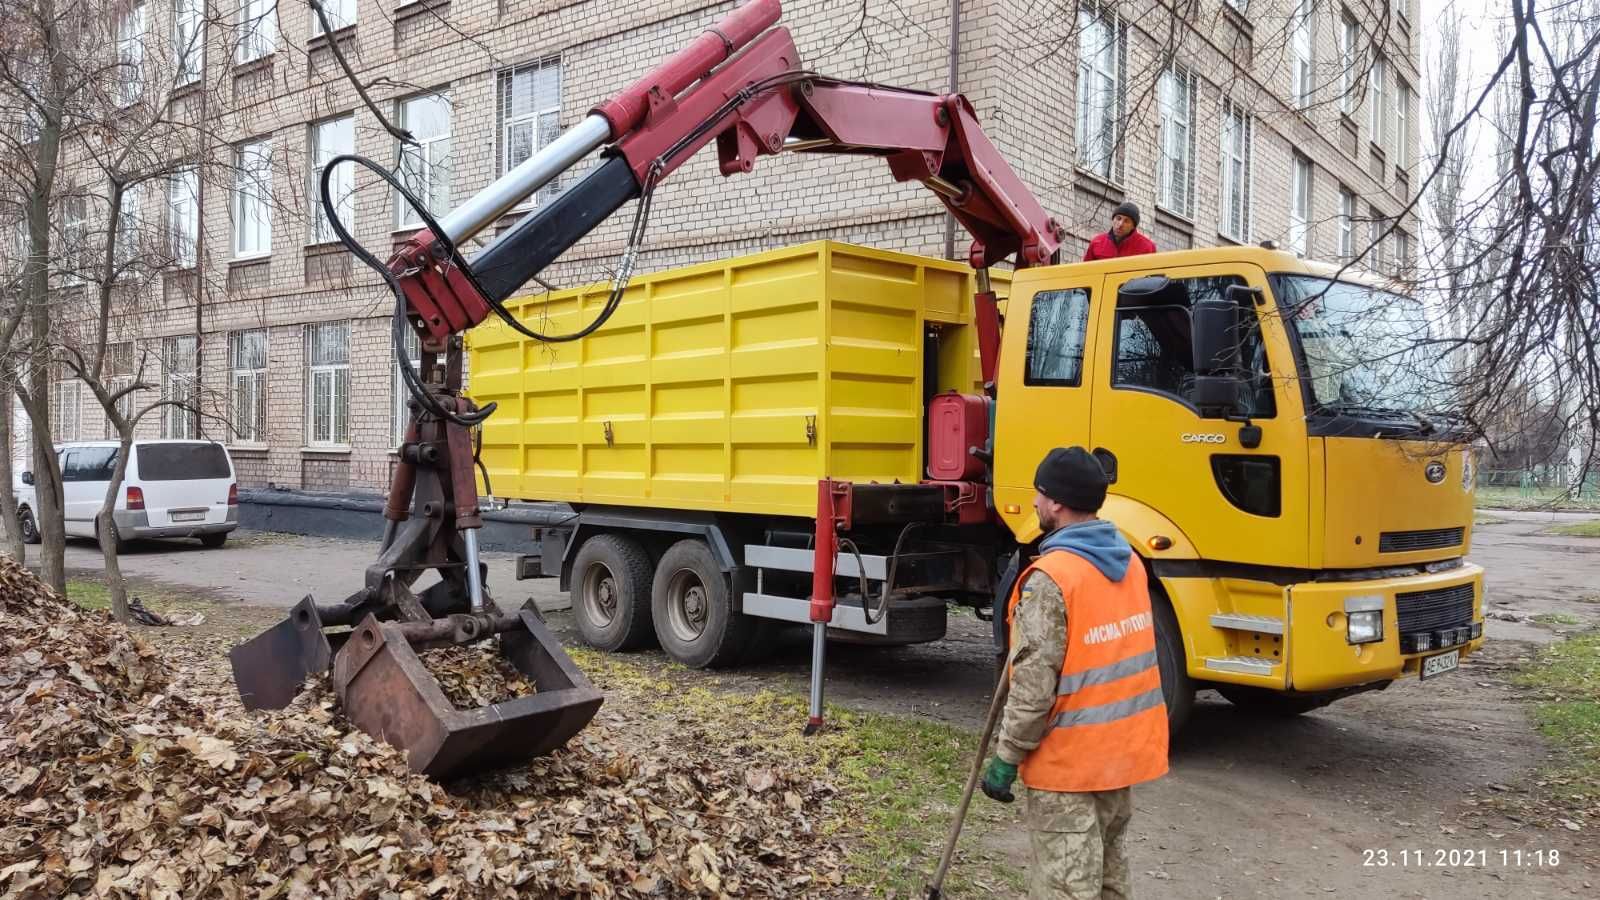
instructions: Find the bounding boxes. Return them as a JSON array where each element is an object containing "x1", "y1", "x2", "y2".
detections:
[
  {"x1": 52, "y1": 377, "x2": 81, "y2": 442},
  {"x1": 1338, "y1": 187, "x2": 1356, "y2": 261},
  {"x1": 116, "y1": 2, "x2": 145, "y2": 107},
  {"x1": 1219, "y1": 98, "x2": 1254, "y2": 243},
  {"x1": 1340, "y1": 14, "x2": 1359, "y2": 115},
  {"x1": 1291, "y1": 0, "x2": 1315, "y2": 109},
  {"x1": 103, "y1": 342, "x2": 135, "y2": 439},
  {"x1": 1394, "y1": 78, "x2": 1411, "y2": 169},
  {"x1": 229, "y1": 329, "x2": 268, "y2": 445},
  {"x1": 311, "y1": 0, "x2": 357, "y2": 35},
  {"x1": 1289, "y1": 155, "x2": 1312, "y2": 258},
  {"x1": 233, "y1": 139, "x2": 272, "y2": 258},
  {"x1": 168, "y1": 168, "x2": 199, "y2": 268},
  {"x1": 305, "y1": 321, "x2": 350, "y2": 447},
  {"x1": 62, "y1": 196, "x2": 88, "y2": 285},
  {"x1": 310, "y1": 116, "x2": 355, "y2": 245},
  {"x1": 395, "y1": 92, "x2": 453, "y2": 229},
  {"x1": 237, "y1": 0, "x2": 277, "y2": 64},
  {"x1": 162, "y1": 335, "x2": 198, "y2": 440},
  {"x1": 1156, "y1": 65, "x2": 1196, "y2": 219},
  {"x1": 1367, "y1": 205, "x2": 1386, "y2": 272},
  {"x1": 392, "y1": 327, "x2": 421, "y2": 447},
  {"x1": 497, "y1": 57, "x2": 563, "y2": 208},
  {"x1": 1075, "y1": 4, "x2": 1126, "y2": 183},
  {"x1": 1393, "y1": 229, "x2": 1411, "y2": 278},
  {"x1": 1368, "y1": 53, "x2": 1388, "y2": 148},
  {"x1": 173, "y1": 0, "x2": 204, "y2": 86},
  {"x1": 115, "y1": 185, "x2": 142, "y2": 270}
]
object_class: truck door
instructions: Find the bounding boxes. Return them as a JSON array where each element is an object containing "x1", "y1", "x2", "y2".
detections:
[
  {"x1": 1088, "y1": 264, "x2": 1309, "y2": 568},
  {"x1": 991, "y1": 272, "x2": 1100, "y2": 534}
]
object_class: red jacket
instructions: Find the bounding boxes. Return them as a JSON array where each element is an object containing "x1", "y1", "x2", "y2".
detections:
[{"x1": 1083, "y1": 230, "x2": 1157, "y2": 261}]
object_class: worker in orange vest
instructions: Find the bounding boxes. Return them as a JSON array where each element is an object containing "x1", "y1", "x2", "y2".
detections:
[{"x1": 981, "y1": 446, "x2": 1169, "y2": 899}]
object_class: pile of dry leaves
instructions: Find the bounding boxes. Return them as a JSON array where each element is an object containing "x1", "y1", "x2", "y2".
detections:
[{"x1": 0, "y1": 558, "x2": 845, "y2": 898}]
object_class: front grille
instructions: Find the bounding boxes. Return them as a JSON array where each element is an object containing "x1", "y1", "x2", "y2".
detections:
[
  {"x1": 1380, "y1": 527, "x2": 1465, "y2": 553},
  {"x1": 1396, "y1": 583, "x2": 1476, "y2": 633}
]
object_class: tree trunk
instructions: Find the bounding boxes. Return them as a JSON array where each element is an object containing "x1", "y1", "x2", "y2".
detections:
[
  {"x1": 0, "y1": 390, "x2": 23, "y2": 563},
  {"x1": 98, "y1": 435, "x2": 135, "y2": 623},
  {"x1": 20, "y1": 375, "x2": 65, "y2": 594}
]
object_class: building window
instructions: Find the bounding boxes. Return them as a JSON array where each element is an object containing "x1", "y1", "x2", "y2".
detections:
[
  {"x1": 115, "y1": 186, "x2": 142, "y2": 270},
  {"x1": 103, "y1": 342, "x2": 135, "y2": 438},
  {"x1": 1291, "y1": 0, "x2": 1314, "y2": 108},
  {"x1": 1075, "y1": 4, "x2": 1125, "y2": 182},
  {"x1": 1025, "y1": 289, "x2": 1091, "y2": 386},
  {"x1": 1340, "y1": 14, "x2": 1359, "y2": 115},
  {"x1": 1368, "y1": 53, "x2": 1388, "y2": 148},
  {"x1": 497, "y1": 58, "x2": 562, "y2": 206},
  {"x1": 116, "y1": 2, "x2": 145, "y2": 107},
  {"x1": 1289, "y1": 155, "x2": 1312, "y2": 258},
  {"x1": 62, "y1": 196, "x2": 88, "y2": 285},
  {"x1": 1219, "y1": 99, "x2": 1253, "y2": 243},
  {"x1": 305, "y1": 321, "x2": 350, "y2": 446},
  {"x1": 173, "y1": 0, "x2": 203, "y2": 85},
  {"x1": 396, "y1": 92, "x2": 453, "y2": 228},
  {"x1": 1338, "y1": 187, "x2": 1356, "y2": 261},
  {"x1": 238, "y1": 0, "x2": 276, "y2": 63},
  {"x1": 1393, "y1": 229, "x2": 1411, "y2": 278},
  {"x1": 51, "y1": 375, "x2": 81, "y2": 442},
  {"x1": 168, "y1": 168, "x2": 198, "y2": 268},
  {"x1": 1367, "y1": 205, "x2": 1386, "y2": 272},
  {"x1": 1222, "y1": 0, "x2": 1249, "y2": 13},
  {"x1": 311, "y1": 0, "x2": 356, "y2": 34},
  {"x1": 163, "y1": 335, "x2": 197, "y2": 440},
  {"x1": 1394, "y1": 78, "x2": 1411, "y2": 168},
  {"x1": 1157, "y1": 66, "x2": 1196, "y2": 218},
  {"x1": 233, "y1": 139, "x2": 272, "y2": 258},
  {"x1": 310, "y1": 116, "x2": 355, "y2": 244},
  {"x1": 230, "y1": 329, "x2": 267, "y2": 444},
  {"x1": 392, "y1": 326, "x2": 421, "y2": 446}
]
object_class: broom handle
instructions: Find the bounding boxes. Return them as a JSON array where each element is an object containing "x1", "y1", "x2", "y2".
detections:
[{"x1": 928, "y1": 667, "x2": 1012, "y2": 894}]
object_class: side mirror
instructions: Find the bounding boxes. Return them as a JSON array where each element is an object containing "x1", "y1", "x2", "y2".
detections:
[
  {"x1": 1191, "y1": 291, "x2": 1248, "y2": 420},
  {"x1": 20, "y1": 471, "x2": 34, "y2": 486}
]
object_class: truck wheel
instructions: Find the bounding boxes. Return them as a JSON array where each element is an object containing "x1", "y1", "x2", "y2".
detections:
[
  {"x1": 571, "y1": 534, "x2": 656, "y2": 652},
  {"x1": 1152, "y1": 590, "x2": 1194, "y2": 734},
  {"x1": 18, "y1": 507, "x2": 40, "y2": 545},
  {"x1": 651, "y1": 539, "x2": 752, "y2": 669},
  {"x1": 1217, "y1": 685, "x2": 1338, "y2": 717}
]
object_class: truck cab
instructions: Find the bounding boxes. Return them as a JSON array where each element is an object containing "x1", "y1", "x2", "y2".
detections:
[{"x1": 992, "y1": 247, "x2": 1483, "y2": 719}]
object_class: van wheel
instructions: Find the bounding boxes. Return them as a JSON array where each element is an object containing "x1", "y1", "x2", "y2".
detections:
[
  {"x1": 1152, "y1": 588, "x2": 1194, "y2": 734},
  {"x1": 651, "y1": 539, "x2": 753, "y2": 669},
  {"x1": 18, "y1": 507, "x2": 40, "y2": 545},
  {"x1": 200, "y1": 532, "x2": 228, "y2": 549},
  {"x1": 571, "y1": 534, "x2": 656, "y2": 651},
  {"x1": 1217, "y1": 685, "x2": 1339, "y2": 717}
]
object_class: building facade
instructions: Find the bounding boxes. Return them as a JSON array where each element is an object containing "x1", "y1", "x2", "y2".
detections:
[{"x1": 28, "y1": 0, "x2": 1421, "y2": 495}]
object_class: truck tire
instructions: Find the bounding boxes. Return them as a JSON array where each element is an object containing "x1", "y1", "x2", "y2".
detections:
[
  {"x1": 571, "y1": 534, "x2": 656, "y2": 652},
  {"x1": 1216, "y1": 685, "x2": 1339, "y2": 717},
  {"x1": 1152, "y1": 589, "x2": 1194, "y2": 735},
  {"x1": 18, "y1": 507, "x2": 40, "y2": 545},
  {"x1": 651, "y1": 538, "x2": 753, "y2": 669}
]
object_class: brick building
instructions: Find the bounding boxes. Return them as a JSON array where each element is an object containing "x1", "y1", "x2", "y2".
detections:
[{"x1": 26, "y1": 0, "x2": 1420, "y2": 495}]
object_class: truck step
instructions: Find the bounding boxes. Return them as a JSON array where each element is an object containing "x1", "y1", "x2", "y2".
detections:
[
  {"x1": 1208, "y1": 613, "x2": 1285, "y2": 635},
  {"x1": 1204, "y1": 655, "x2": 1279, "y2": 676}
]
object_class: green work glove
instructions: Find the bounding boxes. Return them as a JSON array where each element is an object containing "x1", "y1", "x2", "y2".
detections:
[{"x1": 980, "y1": 757, "x2": 1017, "y2": 803}]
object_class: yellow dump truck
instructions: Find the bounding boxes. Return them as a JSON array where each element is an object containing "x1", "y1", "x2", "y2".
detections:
[{"x1": 469, "y1": 240, "x2": 1484, "y2": 726}]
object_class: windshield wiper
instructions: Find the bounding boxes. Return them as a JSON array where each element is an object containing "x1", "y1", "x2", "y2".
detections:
[{"x1": 1318, "y1": 402, "x2": 1436, "y2": 433}]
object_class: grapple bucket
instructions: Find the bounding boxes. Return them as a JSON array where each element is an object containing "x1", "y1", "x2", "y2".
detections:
[
  {"x1": 229, "y1": 596, "x2": 334, "y2": 710},
  {"x1": 333, "y1": 608, "x2": 604, "y2": 780}
]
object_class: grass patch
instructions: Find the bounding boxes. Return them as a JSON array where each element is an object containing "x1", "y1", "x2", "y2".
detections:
[
  {"x1": 65, "y1": 578, "x2": 111, "y2": 610},
  {"x1": 1474, "y1": 515, "x2": 1510, "y2": 526},
  {"x1": 1533, "y1": 613, "x2": 1583, "y2": 627},
  {"x1": 1477, "y1": 487, "x2": 1600, "y2": 511},
  {"x1": 1546, "y1": 520, "x2": 1600, "y2": 538},
  {"x1": 567, "y1": 648, "x2": 1023, "y2": 896},
  {"x1": 1517, "y1": 632, "x2": 1600, "y2": 802}
]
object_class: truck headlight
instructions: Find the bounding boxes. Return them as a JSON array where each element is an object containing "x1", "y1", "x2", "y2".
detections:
[{"x1": 1343, "y1": 595, "x2": 1385, "y2": 645}]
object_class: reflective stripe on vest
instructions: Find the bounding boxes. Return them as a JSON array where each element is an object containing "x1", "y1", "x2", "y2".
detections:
[{"x1": 1006, "y1": 546, "x2": 1170, "y2": 792}]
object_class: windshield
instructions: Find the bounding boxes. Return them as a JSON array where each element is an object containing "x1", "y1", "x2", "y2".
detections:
[{"x1": 1271, "y1": 275, "x2": 1455, "y2": 417}]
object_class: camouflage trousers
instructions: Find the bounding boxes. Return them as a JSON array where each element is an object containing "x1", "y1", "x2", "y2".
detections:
[{"x1": 1021, "y1": 785, "x2": 1133, "y2": 900}]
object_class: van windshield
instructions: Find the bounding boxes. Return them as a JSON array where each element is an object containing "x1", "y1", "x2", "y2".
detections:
[{"x1": 137, "y1": 443, "x2": 231, "y2": 481}]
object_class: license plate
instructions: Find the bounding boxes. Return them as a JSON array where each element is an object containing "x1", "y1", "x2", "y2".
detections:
[
  {"x1": 1420, "y1": 649, "x2": 1460, "y2": 680},
  {"x1": 171, "y1": 511, "x2": 207, "y2": 522}
]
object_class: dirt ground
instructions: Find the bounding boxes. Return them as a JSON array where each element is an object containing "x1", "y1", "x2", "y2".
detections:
[{"x1": 45, "y1": 508, "x2": 1600, "y2": 897}]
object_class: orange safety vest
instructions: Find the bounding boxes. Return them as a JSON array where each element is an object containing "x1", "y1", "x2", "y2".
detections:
[{"x1": 1006, "y1": 548, "x2": 1169, "y2": 792}]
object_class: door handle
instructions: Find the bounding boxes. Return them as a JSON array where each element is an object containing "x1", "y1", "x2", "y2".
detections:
[{"x1": 1092, "y1": 447, "x2": 1118, "y2": 484}]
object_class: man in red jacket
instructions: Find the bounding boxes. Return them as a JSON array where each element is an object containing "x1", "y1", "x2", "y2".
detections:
[{"x1": 1083, "y1": 202, "x2": 1157, "y2": 261}]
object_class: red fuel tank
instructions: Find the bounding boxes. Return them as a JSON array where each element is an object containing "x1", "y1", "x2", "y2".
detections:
[{"x1": 926, "y1": 392, "x2": 990, "y2": 481}]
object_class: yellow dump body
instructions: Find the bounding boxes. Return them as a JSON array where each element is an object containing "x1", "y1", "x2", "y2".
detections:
[{"x1": 468, "y1": 241, "x2": 1001, "y2": 517}]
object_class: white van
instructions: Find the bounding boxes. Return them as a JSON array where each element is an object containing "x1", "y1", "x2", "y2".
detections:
[{"x1": 13, "y1": 440, "x2": 239, "y2": 550}]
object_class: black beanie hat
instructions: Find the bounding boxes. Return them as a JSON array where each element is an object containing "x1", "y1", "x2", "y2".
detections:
[
  {"x1": 1112, "y1": 201, "x2": 1141, "y2": 230},
  {"x1": 1034, "y1": 446, "x2": 1109, "y2": 513}
]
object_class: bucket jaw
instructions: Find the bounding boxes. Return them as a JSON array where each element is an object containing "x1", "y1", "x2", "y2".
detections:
[{"x1": 229, "y1": 596, "x2": 334, "y2": 711}]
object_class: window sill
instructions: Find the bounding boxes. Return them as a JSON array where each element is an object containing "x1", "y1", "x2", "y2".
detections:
[
  {"x1": 1072, "y1": 167, "x2": 1125, "y2": 204},
  {"x1": 308, "y1": 25, "x2": 357, "y2": 51},
  {"x1": 300, "y1": 445, "x2": 352, "y2": 455},
  {"x1": 233, "y1": 54, "x2": 274, "y2": 76},
  {"x1": 229, "y1": 254, "x2": 271, "y2": 266},
  {"x1": 1220, "y1": 4, "x2": 1253, "y2": 36},
  {"x1": 304, "y1": 240, "x2": 346, "y2": 252},
  {"x1": 1153, "y1": 205, "x2": 1195, "y2": 233},
  {"x1": 228, "y1": 444, "x2": 269, "y2": 454},
  {"x1": 171, "y1": 79, "x2": 203, "y2": 101},
  {"x1": 1216, "y1": 232, "x2": 1247, "y2": 247}
]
